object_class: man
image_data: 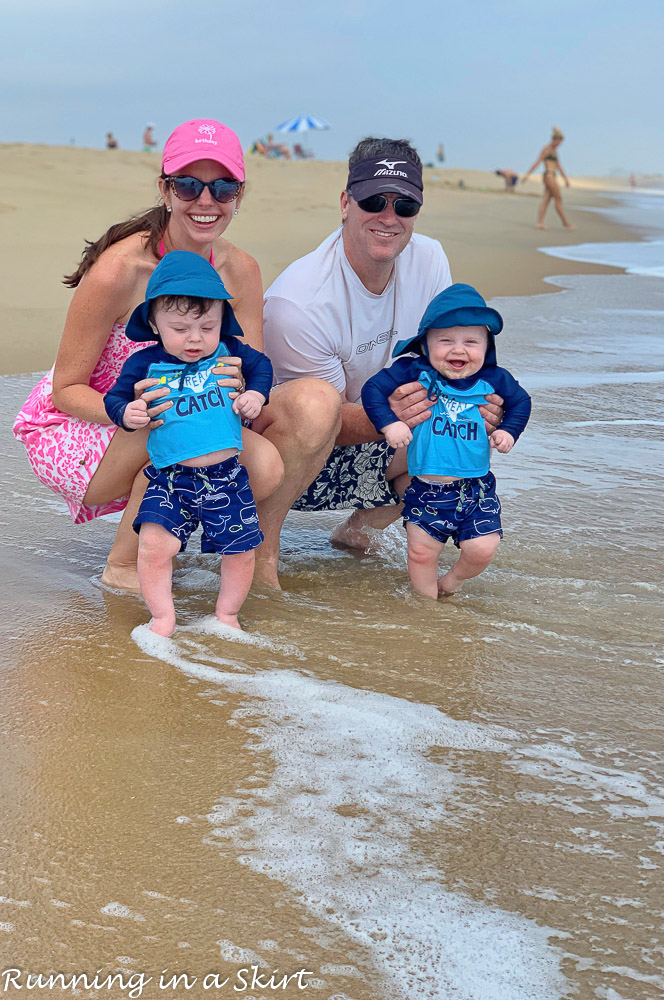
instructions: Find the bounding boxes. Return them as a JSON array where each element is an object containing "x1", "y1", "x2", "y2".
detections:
[{"x1": 253, "y1": 137, "x2": 501, "y2": 586}]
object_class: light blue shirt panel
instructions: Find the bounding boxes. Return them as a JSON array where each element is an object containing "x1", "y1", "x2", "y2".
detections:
[
  {"x1": 145, "y1": 345, "x2": 242, "y2": 468},
  {"x1": 408, "y1": 373, "x2": 494, "y2": 478}
]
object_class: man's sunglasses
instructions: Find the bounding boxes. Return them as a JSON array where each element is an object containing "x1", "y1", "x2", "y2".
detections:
[
  {"x1": 354, "y1": 194, "x2": 421, "y2": 218},
  {"x1": 164, "y1": 175, "x2": 242, "y2": 204}
]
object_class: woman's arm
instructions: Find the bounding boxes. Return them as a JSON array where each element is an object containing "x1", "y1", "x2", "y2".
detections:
[
  {"x1": 523, "y1": 147, "x2": 546, "y2": 179},
  {"x1": 557, "y1": 158, "x2": 570, "y2": 185},
  {"x1": 51, "y1": 250, "x2": 141, "y2": 423},
  {"x1": 216, "y1": 244, "x2": 264, "y2": 351}
]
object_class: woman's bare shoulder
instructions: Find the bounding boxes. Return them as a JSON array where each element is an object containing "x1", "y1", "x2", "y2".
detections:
[
  {"x1": 214, "y1": 239, "x2": 261, "y2": 281},
  {"x1": 79, "y1": 233, "x2": 155, "y2": 295}
]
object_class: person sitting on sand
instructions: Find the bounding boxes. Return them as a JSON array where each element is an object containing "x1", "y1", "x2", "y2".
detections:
[
  {"x1": 104, "y1": 252, "x2": 274, "y2": 636},
  {"x1": 522, "y1": 127, "x2": 574, "y2": 230},
  {"x1": 13, "y1": 118, "x2": 286, "y2": 594},
  {"x1": 106, "y1": 132, "x2": 118, "y2": 150},
  {"x1": 361, "y1": 284, "x2": 531, "y2": 599}
]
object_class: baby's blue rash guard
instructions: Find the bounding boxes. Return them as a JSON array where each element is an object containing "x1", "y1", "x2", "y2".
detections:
[
  {"x1": 104, "y1": 335, "x2": 273, "y2": 470},
  {"x1": 361, "y1": 357, "x2": 531, "y2": 479}
]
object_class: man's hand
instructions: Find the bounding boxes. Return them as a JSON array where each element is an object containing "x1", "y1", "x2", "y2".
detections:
[
  {"x1": 479, "y1": 393, "x2": 504, "y2": 435},
  {"x1": 123, "y1": 398, "x2": 151, "y2": 430},
  {"x1": 388, "y1": 381, "x2": 435, "y2": 429},
  {"x1": 232, "y1": 389, "x2": 265, "y2": 419},
  {"x1": 490, "y1": 429, "x2": 515, "y2": 454},
  {"x1": 382, "y1": 420, "x2": 413, "y2": 449}
]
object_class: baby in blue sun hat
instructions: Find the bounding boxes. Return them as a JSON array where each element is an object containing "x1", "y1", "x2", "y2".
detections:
[
  {"x1": 105, "y1": 250, "x2": 276, "y2": 636},
  {"x1": 361, "y1": 283, "x2": 531, "y2": 599}
]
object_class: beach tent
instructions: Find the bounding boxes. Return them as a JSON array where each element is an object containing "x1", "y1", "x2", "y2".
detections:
[{"x1": 275, "y1": 114, "x2": 331, "y2": 133}]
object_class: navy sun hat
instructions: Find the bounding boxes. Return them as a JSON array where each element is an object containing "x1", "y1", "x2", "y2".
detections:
[
  {"x1": 126, "y1": 250, "x2": 241, "y2": 343},
  {"x1": 392, "y1": 283, "x2": 504, "y2": 362}
]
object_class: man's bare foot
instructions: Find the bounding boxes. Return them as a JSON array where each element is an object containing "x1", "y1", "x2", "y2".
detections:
[
  {"x1": 253, "y1": 556, "x2": 282, "y2": 590},
  {"x1": 149, "y1": 616, "x2": 176, "y2": 637},
  {"x1": 437, "y1": 568, "x2": 464, "y2": 596},
  {"x1": 536, "y1": 224, "x2": 547, "y2": 230},
  {"x1": 215, "y1": 613, "x2": 242, "y2": 631},
  {"x1": 101, "y1": 561, "x2": 141, "y2": 594},
  {"x1": 564, "y1": 223, "x2": 575, "y2": 230},
  {"x1": 330, "y1": 521, "x2": 373, "y2": 551}
]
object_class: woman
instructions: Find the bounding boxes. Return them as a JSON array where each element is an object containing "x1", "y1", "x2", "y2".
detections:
[
  {"x1": 523, "y1": 127, "x2": 574, "y2": 230},
  {"x1": 14, "y1": 119, "x2": 284, "y2": 592}
]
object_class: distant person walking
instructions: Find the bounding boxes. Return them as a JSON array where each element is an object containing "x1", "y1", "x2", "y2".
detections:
[
  {"x1": 436, "y1": 143, "x2": 445, "y2": 164},
  {"x1": 106, "y1": 132, "x2": 118, "y2": 150},
  {"x1": 142, "y1": 123, "x2": 158, "y2": 153},
  {"x1": 523, "y1": 127, "x2": 573, "y2": 230}
]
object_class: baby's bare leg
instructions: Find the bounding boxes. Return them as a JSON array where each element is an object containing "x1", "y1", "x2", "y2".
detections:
[
  {"x1": 406, "y1": 522, "x2": 445, "y2": 599},
  {"x1": 137, "y1": 523, "x2": 182, "y2": 636},
  {"x1": 438, "y1": 533, "x2": 500, "y2": 596},
  {"x1": 216, "y1": 550, "x2": 256, "y2": 630}
]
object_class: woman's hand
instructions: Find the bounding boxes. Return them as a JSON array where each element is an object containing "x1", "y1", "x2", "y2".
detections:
[
  {"x1": 133, "y1": 376, "x2": 173, "y2": 429},
  {"x1": 388, "y1": 381, "x2": 435, "y2": 429},
  {"x1": 213, "y1": 356, "x2": 244, "y2": 398}
]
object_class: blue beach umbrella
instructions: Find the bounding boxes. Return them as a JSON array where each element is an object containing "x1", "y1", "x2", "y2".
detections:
[{"x1": 275, "y1": 114, "x2": 331, "y2": 133}]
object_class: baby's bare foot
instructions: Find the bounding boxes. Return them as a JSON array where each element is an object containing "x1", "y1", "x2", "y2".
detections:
[
  {"x1": 215, "y1": 613, "x2": 243, "y2": 631},
  {"x1": 437, "y1": 569, "x2": 464, "y2": 597},
  {"x1": 149, "y1": 616, "x2": 176, "y2": 637}
]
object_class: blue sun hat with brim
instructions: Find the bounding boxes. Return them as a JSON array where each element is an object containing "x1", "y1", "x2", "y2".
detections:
[
  {"x1": 392, "y1": 283, "x2": 503, "y2": 364},
  {"x1": 126, "y1": 250, "x2": 242, "y2": 342}
]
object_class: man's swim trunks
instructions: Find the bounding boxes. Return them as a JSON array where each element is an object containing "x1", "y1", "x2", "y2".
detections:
[
  {"x1": 134, "y1": 456, "x2": 263, "y2": 554},
  {"x1": 402, "y1": 472, "x2": 502, "y2": 547},
  {"x1": 292, "y1": 441, "x2": 398, "y2": 511}
]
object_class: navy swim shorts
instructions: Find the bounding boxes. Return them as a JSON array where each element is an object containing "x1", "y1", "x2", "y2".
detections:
[
  {"x1": 134, "y1": 456, "x2": 263, "y2": 554},
  {"x1": 402, "y1": 472, "x2": 502, "y2": 547},
  {"x1": 292, "y1": 441, "x2": 398, "y2": 511}
]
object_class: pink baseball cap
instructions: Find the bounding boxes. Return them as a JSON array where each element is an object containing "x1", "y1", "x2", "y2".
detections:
[{"x1": 162, "y1": 119, "x2": 245, "y2": 181}]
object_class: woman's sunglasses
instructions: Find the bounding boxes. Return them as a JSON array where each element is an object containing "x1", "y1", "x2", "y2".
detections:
[
  {"x1": 355, "y1": 194, "x2": 421, "y2": 218},
  {"x1": 164, "y1": 175, "x2": 242, "y2": 204}
]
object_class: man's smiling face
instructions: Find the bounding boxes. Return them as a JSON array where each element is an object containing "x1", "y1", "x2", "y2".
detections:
[{"x1": 340, "y1": 189, "x2": 416, "y2": 269}]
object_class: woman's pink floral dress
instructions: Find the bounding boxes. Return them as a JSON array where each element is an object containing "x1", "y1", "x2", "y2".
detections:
[{"x1": 13, "y1": 324, "x2": 151, "y2": 523}]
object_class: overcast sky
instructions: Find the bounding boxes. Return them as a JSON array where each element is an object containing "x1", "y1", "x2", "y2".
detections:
[{"x1": 2, "y1": 0, "x2": 662, "y2": 175}]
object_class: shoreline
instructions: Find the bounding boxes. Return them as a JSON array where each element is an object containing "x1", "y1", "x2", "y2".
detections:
[{"x1": 0, "y1": 144, "x2": 646, "y2": 376}]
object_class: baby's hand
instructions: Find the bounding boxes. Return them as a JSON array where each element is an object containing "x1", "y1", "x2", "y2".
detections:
[
  {"x1": 232, "y1": 389, "x2": 265, "y2": 419},
  {"x1": 490, "y1": 429, "x2": 515, "y2": 453},
  {"x1": 122, "y1": 398, "x2": 150, "y2": 430},
  {"x1": 383, "y1": 420, "x2": 413, "y2": 449}
]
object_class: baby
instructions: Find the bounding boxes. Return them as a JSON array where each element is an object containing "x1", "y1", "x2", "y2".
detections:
[
  {"x1": 361, "y1": 283, "x2": 531, "y2": 598},
  {"x1": 105, "y1": 251, "x2": 276, "y2": 635}
]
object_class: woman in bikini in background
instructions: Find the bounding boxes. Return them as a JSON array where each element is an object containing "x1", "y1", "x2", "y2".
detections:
[{"x1": 523, "y1": 127, "x2": 574, "y2": 230}]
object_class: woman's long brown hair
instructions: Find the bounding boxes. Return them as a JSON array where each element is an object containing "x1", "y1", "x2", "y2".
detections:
[{"x1": 63, "y1": 204, "x2": 170, "y2": 288}]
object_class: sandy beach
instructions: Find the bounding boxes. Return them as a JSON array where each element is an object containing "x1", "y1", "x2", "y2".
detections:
[
  {"x1": 2, "y1": 144, "x2": 663, "y2": 1000},
  {"x1": 0, "y1": 142, "x2": 640, "y2": 377}
]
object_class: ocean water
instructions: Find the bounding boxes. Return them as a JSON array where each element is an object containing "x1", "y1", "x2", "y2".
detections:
[{"x1": 1, "y1": 195, "x2": 663, "y2": 999}]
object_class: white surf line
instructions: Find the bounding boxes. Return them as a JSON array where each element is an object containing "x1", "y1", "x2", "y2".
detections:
[
  {"x1": 564, "y1": 419, "x2": 664, "y2": 427},
  {"x1": 526, "y1": 370, "x2": 664, "y2": 389},
  {"x1": 132, "y1": 626, "x2": 568, "y2": 1000}
]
